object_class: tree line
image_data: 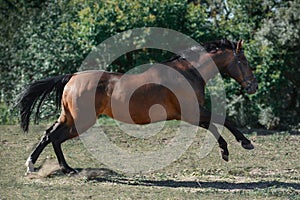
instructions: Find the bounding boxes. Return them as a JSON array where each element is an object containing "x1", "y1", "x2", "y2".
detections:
[{"x1": 0, "y1": 0, "x2": 299, "y2": 130}]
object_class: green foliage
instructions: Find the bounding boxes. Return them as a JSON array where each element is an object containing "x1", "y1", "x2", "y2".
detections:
[
  {"x1": 252, "y1": 0, "x2": 300, "y2": 129},
  {"x1": 0, "y1": 103, "x2": 17, "y2": 124},
  {"x1": 258, "y1": 105, "x2": 280, "y2": 130},
  {"x1": 0, "y1": 0, "x2": 299, "y2": 129}
]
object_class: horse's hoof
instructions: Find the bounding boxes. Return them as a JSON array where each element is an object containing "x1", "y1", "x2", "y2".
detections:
[
  {"x1": 221, "y1": 149, "x2": 229, "y2": 162},
  {"x1": 242, "y1": 142, "x2": 254, "y2": 150},
  {"x1": 67, "y1": 170, "x2": 78, "y2": 176},
  {"x1": 222, "y1": 154, "x2": 229, "y2": 162},
  {"x1": 25, "y1": 158, "x2": 34, "y2": 170},
  {"x1": 61, "y1": 167, "x2": 78, "y2": 175}
]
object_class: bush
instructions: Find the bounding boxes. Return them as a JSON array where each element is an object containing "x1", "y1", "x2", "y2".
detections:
[{"x1": 0, "y1": 0, "x2": 299, "y2": 130}]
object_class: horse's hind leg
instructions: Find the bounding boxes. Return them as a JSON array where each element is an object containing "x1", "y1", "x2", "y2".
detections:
[
  {"x1": 25, "y1": 122, "x2": 58, "y2": 173},
  {"x1": 25, "y1": 121, "x2": 78, "y2": 175},
  {"x1": 48, "y1": 123, "x2": 78, "y2": 175}
]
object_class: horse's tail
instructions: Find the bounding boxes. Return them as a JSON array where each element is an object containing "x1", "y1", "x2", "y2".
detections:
[{"x1": 15, "y1": 74, "x2": 73, "y2": 132}]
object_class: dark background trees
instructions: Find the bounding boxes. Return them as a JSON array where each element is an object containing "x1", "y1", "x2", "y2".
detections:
[{"x1": 0, "y1": 0, "x2": 299, "y2": 130}]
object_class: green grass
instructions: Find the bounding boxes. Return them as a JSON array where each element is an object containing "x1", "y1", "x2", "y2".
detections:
[{"x1": 0, "y1": 123, "x2": 299, "y2": 200}]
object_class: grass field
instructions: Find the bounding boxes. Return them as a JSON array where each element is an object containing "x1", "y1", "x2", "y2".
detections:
[{"x1": 0, "y1": 122, "x2": 299, "y2": 200}]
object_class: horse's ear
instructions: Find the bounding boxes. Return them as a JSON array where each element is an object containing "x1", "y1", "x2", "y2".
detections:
[{"x1": 236, "y1": 39, "x2": 244, "y2": 53}]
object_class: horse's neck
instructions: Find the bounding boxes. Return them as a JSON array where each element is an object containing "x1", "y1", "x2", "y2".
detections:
[
  {"x1": 170, "y1": 57, "x2": 219, "y2": 83},
  {"x1": 197, "y1": 64, "x2": 219, "y2": 83}
]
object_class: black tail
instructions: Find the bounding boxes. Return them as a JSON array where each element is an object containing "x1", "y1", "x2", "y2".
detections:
[{"x1": 15, "y1": 74, "x2": 73, "y2": 132}]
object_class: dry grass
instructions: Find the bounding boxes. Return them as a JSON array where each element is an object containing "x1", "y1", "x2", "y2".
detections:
[
  {"x1": 26, "y1": 159, "x2": 60, "y2": 179},
  {"x1": 0, "y1": 124, "x2": 299, "y2": 199}
]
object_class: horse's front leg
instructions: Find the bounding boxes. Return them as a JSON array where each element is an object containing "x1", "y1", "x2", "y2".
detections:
[
  {"x1": 183, "y1": 109, "x2": 229, "y2": 161},
  {"x1": 200, "y1": 108, "x2": 254, "y2": 150},
  {"x1": 199, "y1": 122, "x2": 229, "y2": 161},
  {"x1": 223, "y1": 119, "x2": 254, "y2": 150}
]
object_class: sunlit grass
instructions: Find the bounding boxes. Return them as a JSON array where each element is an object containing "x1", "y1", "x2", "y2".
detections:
[{"x1": 0, "y1": 124, "x2": 299, "y2": 199}]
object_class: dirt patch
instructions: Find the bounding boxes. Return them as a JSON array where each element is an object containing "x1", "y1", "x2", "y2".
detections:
[{"x1": 26, "y1": 159, "x2": 60, "y2": 179}]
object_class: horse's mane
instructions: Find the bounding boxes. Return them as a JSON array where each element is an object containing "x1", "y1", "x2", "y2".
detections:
[
  {"x1": 164, "y1": 39, "x2": 237, "y2": 63},
  {"x1": 202, "y1": 39, "x2": 237, "y2": 52}
]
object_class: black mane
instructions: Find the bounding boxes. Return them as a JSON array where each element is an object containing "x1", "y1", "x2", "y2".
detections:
[
  {"x1": 202, "y1": 39, "x2": 236, "y2": 52},
  {"x1": 164, "y1": 39, "x2": 237, "y2": 63}
]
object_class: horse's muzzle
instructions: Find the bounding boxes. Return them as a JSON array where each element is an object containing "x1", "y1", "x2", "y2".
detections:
[{"x1": 245, "y1": 79, "x2": 258, "y2": 94}]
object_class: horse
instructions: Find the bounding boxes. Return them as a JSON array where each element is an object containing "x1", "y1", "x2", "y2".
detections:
[{"x1": 16, "y1": 39, "x2": 258, "y2": 175}]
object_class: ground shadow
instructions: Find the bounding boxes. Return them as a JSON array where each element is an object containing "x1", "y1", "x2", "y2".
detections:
[
  {"x1": 74, "y1": 168, "x2": 300, "y2": 191},
  {"x1": 128, "y1": 179, "x2": 300, "y2": 190}
]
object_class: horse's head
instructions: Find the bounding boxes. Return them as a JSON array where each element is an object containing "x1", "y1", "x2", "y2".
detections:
[{"x1": 208, "y1": 39, "x2": 258, "y2": 94}]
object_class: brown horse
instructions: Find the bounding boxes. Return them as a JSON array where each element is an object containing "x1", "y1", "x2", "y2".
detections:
[{"x1": 16, "y1": 39, "x2": 258, "y2": 175}]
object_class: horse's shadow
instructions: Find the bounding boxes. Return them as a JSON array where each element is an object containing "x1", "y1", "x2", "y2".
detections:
[{"x1": 73, "y1": 168, "x2": 300, "y2": 191}]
